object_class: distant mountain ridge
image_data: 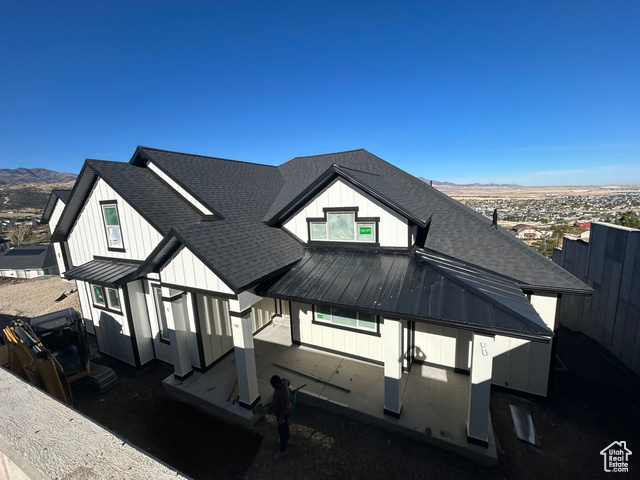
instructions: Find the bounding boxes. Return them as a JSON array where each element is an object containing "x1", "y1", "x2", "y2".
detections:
[
  {"x1": 0, "y1": 168, "x2": 77, "y2": 185},
  {"x1": 418, "y1": 177, "x2": 522, "y2": 188}
]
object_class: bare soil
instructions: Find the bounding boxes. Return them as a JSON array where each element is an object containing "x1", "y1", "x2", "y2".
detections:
[{"x1": 68, "y1": 327, "x2": 640, "y2": 480}]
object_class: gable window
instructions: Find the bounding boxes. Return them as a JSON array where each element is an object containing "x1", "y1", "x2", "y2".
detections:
[
  {"x1": 91, "y1": 285, "x2": 121, "y2": 312},
  {"x1": 153, "y1": 286, "x2": 170, "y2": 343},
  {"x1": 100, "y1": 201, "x2": 124, "y2": 251},
  {"x1": 315, "y1": 305, "x2": 377, "y2": 332},
  {"x1": 307, "y1": 208, "x2": 378, "y2": 245}
]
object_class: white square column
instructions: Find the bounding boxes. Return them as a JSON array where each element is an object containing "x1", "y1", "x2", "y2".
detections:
[
  {"x1": 230, "y1": 299, "x2": 261, "y2": 409},
  {"x1": 162, "y1": 287, "x2": 193, "y2": 380},
  {"x1": 466, "y1": 332, "x2": 494, "y2": 446},
  {"x1": 383, "y1": 318, "x2": 403, "y2": 418}
]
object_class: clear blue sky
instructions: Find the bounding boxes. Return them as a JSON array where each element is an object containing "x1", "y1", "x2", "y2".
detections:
[{"x1": 1, "y1": 1, "x2": 639, "y2": 185}]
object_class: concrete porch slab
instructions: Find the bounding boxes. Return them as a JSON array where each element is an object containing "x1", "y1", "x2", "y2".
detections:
[{"x1": 162, "y1": 321, "x2": 498, "y2": 465}]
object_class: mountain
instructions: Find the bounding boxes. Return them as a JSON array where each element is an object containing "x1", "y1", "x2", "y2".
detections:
[
  {"x1": 0, "y1": 168, "x2": 77, "y2": 186},
  {"x1": 418, "y1": 177, "x2": 522, "y2": 188}
]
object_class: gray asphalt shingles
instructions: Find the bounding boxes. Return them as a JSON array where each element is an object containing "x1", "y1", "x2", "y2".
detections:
[
  {"x1": 75, "y1": 146, "x2": 588, "y2": 295},
  {"x1": 265, "y1": 149, "x2": 589, "y2": 293}
]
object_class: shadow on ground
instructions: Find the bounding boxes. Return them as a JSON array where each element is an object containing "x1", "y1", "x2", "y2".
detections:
[{"x1": 71, "y1": 326, "x2": 640, "y2": 480}]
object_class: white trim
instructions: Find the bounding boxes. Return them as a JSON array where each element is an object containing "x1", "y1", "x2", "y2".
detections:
[{"x1": 147, "y1": 162, "x2": 214, "y2": 216}]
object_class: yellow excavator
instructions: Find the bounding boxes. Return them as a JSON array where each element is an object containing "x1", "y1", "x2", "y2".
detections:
[{"x1": 1, "y1": 309, "x2": 116, "y2": 405}]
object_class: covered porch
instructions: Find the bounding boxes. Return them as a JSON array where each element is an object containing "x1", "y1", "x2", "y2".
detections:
[{"x1": 163, "y1": 320, "x2": 498, "y2": 465}]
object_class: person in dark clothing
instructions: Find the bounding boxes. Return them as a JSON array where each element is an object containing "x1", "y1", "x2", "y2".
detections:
[{"x1": 270, "y1": 374, "x2": 291, "y2": 460}]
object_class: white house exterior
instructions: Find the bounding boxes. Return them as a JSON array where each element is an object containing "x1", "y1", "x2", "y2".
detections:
[{"x1": 43, "y1": 147, "x2": 591, "y2": 448}]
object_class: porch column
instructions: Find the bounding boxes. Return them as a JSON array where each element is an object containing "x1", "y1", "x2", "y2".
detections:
[
  {"x1": 466, "y1": 332, "x2": 494, "y2": 446},
  {"x1": 383, "y1": 318, "x2": 403, "y2": 418},
  {"x1": 229, "y1": 298, "x2": 260, "y2": 409},
  {"x1": 162, "y1": 287, "x2": 192, "y2": 380}
]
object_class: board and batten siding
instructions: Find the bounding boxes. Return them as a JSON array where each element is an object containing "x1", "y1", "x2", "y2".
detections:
[
  {"x1": 67, "y1": 178, "x2": 163, "y2": 266},
  {"x1": 291, "y1": 302, "x2": 383, "y2": 362},
  {"x1": 412, "y1": 293, "x2": 557, "y2": 396},
  {"x1": 127, "y1": 279, "x2": 155, "y2": 366},
  {"x1": 75, "y1": 280, "x2": 136, "y2": 366},
  {"x1": 160, "y1": 246, "x2": 235, "y2": 296},
  {"x1": 283, "y1": 178, "x2": 410, "y2": 248},
  {"x1": 49, "y1": 200, "x2": 69, "y2": 274}
]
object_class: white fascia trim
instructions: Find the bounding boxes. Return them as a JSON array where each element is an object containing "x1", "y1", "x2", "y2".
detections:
[{"x1": 147, "y1": 162, "x2": 214, "y2": 216}]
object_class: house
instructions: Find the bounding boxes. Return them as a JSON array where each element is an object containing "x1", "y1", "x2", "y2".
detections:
[
  {"x1": 553, "y1": 222, "x2": 640, "y2": 377},
  {"x1": 508, "y1": 224, "x2": 543, "y2": 240},
  {"x1": 0, "y1": 244, "x2": 58, "y2": 278},
  {"x1": 42, "y1": 147, "x2": 590, "y2": 451},
  {"x1": 41, "y1": 189, "x2": 73, "y2": 272}
]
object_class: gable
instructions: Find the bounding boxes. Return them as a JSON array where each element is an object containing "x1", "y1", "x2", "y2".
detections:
[
  {"x1": 67, "y1": 177, "x2": 164, "y2": 266},
  {"x1": 159, "y1": 245, "x2": 235, "y2": 296},
  {"x1": 282, "y1": 177, "x2": 413, "y2": 248}
]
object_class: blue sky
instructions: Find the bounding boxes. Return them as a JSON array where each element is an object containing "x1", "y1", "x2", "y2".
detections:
[{"x1": 1, "y1": 1, "x2": 638, "y2": 185}]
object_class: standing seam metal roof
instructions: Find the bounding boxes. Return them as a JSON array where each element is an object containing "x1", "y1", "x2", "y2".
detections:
[{"x1": 264, "y1": 247, "x2": 553, "y2": 341}]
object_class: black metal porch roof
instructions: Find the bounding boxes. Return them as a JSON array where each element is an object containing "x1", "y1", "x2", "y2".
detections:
[
  {"x1": 263, "y1": 248, "x2": 553, "y2": 341},
  {"x1": 63, "y1": 258, "x2": 142, "y2": 287}
]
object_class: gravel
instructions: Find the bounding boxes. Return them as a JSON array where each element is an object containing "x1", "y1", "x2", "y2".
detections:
[{"x1": 0, "y1": 276, "x2": 80, "y2": 318}]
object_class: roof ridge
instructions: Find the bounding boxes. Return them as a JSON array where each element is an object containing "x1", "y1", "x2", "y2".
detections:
[
  {"x1": 290, "y1": 148, "x2": 366, "y2": 160},
  {"x1": 137, "y1": 146, "x2": 278, "y2": 168},
  {"x1": 333, "y1": 164, "x2": 381, "y2": 176}
]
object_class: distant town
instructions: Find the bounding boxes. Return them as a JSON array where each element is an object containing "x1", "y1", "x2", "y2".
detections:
[{"x1": 433, "y1": 183, "x2": 640, "y2": 225}]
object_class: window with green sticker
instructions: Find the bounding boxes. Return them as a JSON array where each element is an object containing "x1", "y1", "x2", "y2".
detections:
[
  {"x1": 92, "y1": 285, "x2": 105, "y2": 306},
  {"x1": 106, "y1": 287, "x2": 121, "y2": 311},
  {"x1": 101, "y1": 202, "x2": 124, "y2": 250},
  {"x1": 307, "y1": 210, "x2": 377, "y2": 244},
  {"x1": 357, "y1": 223, "x2": 375, "y2": 242},
  {"x1": 315, "y1": 305, "x2": 377, "y2": 332}
]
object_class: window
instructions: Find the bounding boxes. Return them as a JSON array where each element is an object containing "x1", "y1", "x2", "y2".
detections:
[
  {"x1": 153, "y1": 287, "x2": 170, "y2": 343},
  {"x1": 315, "y1": 305, "x2": 377, "y2": 332},
  {"x1": 101, "y1": 202, "x2": 124, "y2": 250},
  {"x1": 328, "y1": 212, "x2": 355, "y2": 241},
  {"x1": 92, "y1": 285, "x2": 106, "y2": 307},
  {"x1": 308, "y1": 209, "x2": 378, "y2": 244},
  {"x1": 91, "y1": 285, "x2": 121, "y2": 312}
]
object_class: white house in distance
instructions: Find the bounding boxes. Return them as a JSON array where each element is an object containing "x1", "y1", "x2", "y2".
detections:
[{"x1": 42, "y1": 147, "x2": 590, "y2": 452}]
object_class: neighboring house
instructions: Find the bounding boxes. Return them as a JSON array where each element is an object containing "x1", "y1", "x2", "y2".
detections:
[
  {"x1": 553, "y1": 222, "x2": 640, "y2": 377},
  {"x1": 0, "y1": 218, "x2": 15, "y2": 229},
  {"x1": 508, "y1": 224, "x2": 543, "y2": 240},
  {"x1": 41, "y1": 189, "x2": 72, "y2": 272},
  {"x1": 0, "y1": 244, "x2": 58, "y2": 278},
  {"x1": 0, "y1": 234, "x2": 9, "y2": 253},
  {"x1": 42, "y1": 147, "x2": 590, "y2": 448}
]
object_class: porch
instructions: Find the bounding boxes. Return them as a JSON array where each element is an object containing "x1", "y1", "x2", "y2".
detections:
[{"x1": 163, "y1": 320, "x2": 497, "y2": 465}]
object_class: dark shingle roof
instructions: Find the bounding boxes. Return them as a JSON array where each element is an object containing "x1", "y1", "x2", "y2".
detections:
[
  {"x1": 55, "y1": 146, "x2": 589, "y2": 295},
  {"x1": 0, "y1": 245, "x2": 57, "y2": 270},
  {"x1": 265, "y1": 149, "x2": 590, "y2": 294},
  {"x1": 41, "y1": 189, "x2": 72, "y2": 224}
]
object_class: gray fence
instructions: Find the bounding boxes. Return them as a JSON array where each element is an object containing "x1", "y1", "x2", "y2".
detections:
[{"x1": 553, "y1": 222, "x2": 640, "y2": 377}]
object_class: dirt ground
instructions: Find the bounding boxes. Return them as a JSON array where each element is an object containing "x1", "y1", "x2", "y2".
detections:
[
  {"x1": 0, "y1": 276, "x2": 80, "y2": 317},
  {"x1": 66, "y1": 326, "x2": 640, "y2": 480}
]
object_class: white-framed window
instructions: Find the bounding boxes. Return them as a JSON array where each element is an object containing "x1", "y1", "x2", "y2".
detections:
[
  {"x1": 308, "y1": 210, "x2": 377, "y2": 243},
  {"x1": 315, "y1": 305, "x2": 377, "y2": 332},
  {"x1": 100, "y1": 202, "x2": 124, "y2": 250},
  {"x1": 91, "y1": 285, "x2": 121, "y2": 312},
  {"x1": 153, "y1": 286, "x2": 170, "y2": 343}
]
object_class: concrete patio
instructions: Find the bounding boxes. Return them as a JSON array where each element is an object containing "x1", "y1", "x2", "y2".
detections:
[{"x1": 163, "y1": 320, "x2": 497, "y2": 465}]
